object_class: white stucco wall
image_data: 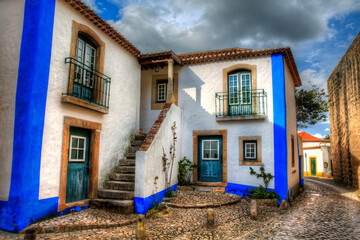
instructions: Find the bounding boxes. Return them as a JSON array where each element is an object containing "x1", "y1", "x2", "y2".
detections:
[
  {"x1": 284, "y1": 62, "x2": 300, "y2": 189},
  {"x1": 135, "y1": 104, "x2": 182, "y2": 198},
  {"x1": 0, "y1": 0, "x2": 25, "y2": 201},
  {"x1": 38, "y1": 0, "x2": 141, "y2": 199},
  {"x1": 140, "y1": 56, "x2": 275, "y2": 189},
  {"x1": 303, "y1": 148, "x2": 324, "y2": 173}
]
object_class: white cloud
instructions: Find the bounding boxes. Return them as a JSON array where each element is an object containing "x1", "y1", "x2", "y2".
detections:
[
  {"x1": 314, "y1": 133, "x2": 325, "y2": 139},
  {"x1": 299, "y1": 68, "x2": 328, "y2": 91},
  {"x1": 81, "y1": 0, "x2": 102, "y2": 13},
  {"x1": 325, "y1": 128, "x2": 330, "y2": 131},
  {"x1": 107, "y1": 0, "x2": 360, "y2": 53}
]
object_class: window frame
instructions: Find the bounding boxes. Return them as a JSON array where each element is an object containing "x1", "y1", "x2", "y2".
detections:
[
  {"x1": 157, "y1": 80, "x2": 167, "y2": 102},
  {"x1": 228, "y1": 73, "x2": 240, "y2": 105},
  {"x1": 69, "y1": 135, "x2": 87, "y2": 162},
  {"x1": 243, "y1": 140, "x2": 257, "y2": 161},
  {"x1": 240, "y1": 72, "x2": 252, "y2": 105},
  {"x1": 202, "y1": 139, "x2": 220, "y2": 160},
  {"x1": 239, "y1": 136, "x2": 262, "y2": 166}
]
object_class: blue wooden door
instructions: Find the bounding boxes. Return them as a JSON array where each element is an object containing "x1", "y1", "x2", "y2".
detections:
[
  {"x1": 66, "y1": 127, "x2": 91, "y2": 203},
  {"x1": 198, "y1": 136, "x2": 222, "y2": 182}
]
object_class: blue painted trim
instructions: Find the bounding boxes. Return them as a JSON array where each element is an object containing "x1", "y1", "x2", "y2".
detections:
[
  {"x1": 301, "y1": 179, "x2": 304, "y2": 186},
  {"x1": 0, "y1": 0, "x2": 56, "y2": 232},
  {"x1": 134, "y1": 184, "x2": 178, "y2": 214},
  {"x1": 271, "y1": 53, "x2": 288, "y2": 202},
  {"x1": 226, "y1": 182, "x2": 275, "y2": 198}
]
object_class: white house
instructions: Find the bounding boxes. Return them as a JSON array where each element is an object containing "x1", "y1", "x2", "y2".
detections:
[
  {"x1": 298, "y1": 132, "x2": 332, "y2": 177},
  {"x1": 0, "y1": 0, "x2": 302, "y2": 232}
]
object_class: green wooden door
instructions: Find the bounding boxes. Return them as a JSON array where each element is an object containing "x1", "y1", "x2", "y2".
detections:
[
  {"x1": 198, "y1": 136, "x2": 223, "y2": 182},
  {"x1": 310, "y1": 157, "x2": 316, "y2": 176},
  {"x1": 66, "y1": 127, "x2": 91, "y2": 203}
]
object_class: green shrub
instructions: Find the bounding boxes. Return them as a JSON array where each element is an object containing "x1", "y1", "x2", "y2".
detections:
[
  {"x1": 177, "y1": 157, "x2": 197, "y2": 186},
  {"x1": 165, "y1": 188, "x2": 175, "y2": 198},
  {"x1": 246, "y1": 185, "x2": 280, "y2": 199}
]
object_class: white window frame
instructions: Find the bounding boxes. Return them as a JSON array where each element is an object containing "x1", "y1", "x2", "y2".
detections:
[
  {"x1": 157, "y1": 82, "x2": 167, "y2": 102},
  {"x1": 244, "y1": 142, "x2": 257, "y2": 160},
  {"x1": 69, "y1": 135, "x2": 86, "y2": 162},
  {"x1": 75, "y1": 37, "x2": 96, "y2": 88},
  {"x1": 202, "y1": 140, "x2": 220, "y2": 160},
  {"x1": 228, "y1": 73, "x2": 240, "y2": 105},
  {"x1": 240, "y1": 73, "x2": 252, "y2": 105}
]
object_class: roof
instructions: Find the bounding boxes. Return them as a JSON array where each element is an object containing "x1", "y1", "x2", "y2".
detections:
[
  {"x1": 140, "y1": 47, "x2": 301, "y2": 87},
  {"x1": 64, "y1": 0, "x2": 141, "y2": 57},
  {"x1": 298, "y1": 132, "x2": 331, "y2": 142}
]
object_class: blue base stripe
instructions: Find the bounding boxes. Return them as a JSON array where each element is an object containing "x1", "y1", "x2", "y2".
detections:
[
  {"x1": 226, "y1": 182, "x2": 275, "y2": 198},
  {"x1": 271, "y1": 53, "x2": 288, "y2": 202},
  {"x1": 0, "y1": 0, "x2": 56, "y2": 232},
  {"x1": 135, "y1": 184, "x2": 178, "y2": 214}
]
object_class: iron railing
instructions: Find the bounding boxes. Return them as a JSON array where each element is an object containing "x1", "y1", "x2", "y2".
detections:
[
  {"x1": 64, "y1": 57, "x2": 111, "y2": 109},
  {"x1": 215, "y1": 89, "x2": 267, "y2": 117}
]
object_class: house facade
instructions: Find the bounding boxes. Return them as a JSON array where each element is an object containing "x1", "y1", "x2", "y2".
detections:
[
  {"x1": 298, "y1": 132, "x2": 332, "y2": 177},
  {"x1": 0, "y1": 0, "x2": 301, "y2": 232},
  {"x1": 328, "y1": 32, "x2": 360, "y2": 188}
]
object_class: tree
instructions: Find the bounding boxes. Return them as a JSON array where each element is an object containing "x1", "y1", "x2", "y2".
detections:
[
  {"x1": 295, "y1": 85, "x2": 328, "y2": 129},
  {"x1": 324, "y1": 135, "x2": 330, "y2": 140}
]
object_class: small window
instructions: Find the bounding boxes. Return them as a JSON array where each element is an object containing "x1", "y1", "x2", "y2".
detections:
[
  {"x1": 202, "y1": 140, "x2": 219, "y2": 160},
  {"x1": 69, "y1": 135, "x2": 86, "y2": 162},
  {"x1": 291, "y1": 135, "x2": 295, "y2": 167},
  {"x1": 244, "y1": 141, "x2": 257, "y2": 160},
  {"x1": 157, "y1": 82, "x2": 167, "y2": 102}
]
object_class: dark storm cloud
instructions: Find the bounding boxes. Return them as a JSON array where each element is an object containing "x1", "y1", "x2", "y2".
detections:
[{"x1": 108, "y1": 0, "x2": 360, "y2": 53}]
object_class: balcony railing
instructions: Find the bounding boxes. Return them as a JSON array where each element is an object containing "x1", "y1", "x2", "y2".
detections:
[
  {"x1": 64, "y1": 57, "x2": 111, "y2": 109},
  {"x1": 215, "y1": 89, "x2": 267, "y2": 117}
]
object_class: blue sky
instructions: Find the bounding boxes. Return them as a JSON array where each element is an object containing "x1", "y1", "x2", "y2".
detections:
[{"x1": 84, "y1": 0, "x2": 360, "y2": 139}]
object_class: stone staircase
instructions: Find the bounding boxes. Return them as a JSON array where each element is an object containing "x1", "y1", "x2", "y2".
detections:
[{"x1": 89, "y1": 133, "x2": 146, "y2": 214}]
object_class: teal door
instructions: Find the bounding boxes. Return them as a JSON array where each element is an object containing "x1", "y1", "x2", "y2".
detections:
[
  {"x1": 66, "y1": 127, "x2": 91, "y2": 203},
  {"x1": 310, "y1": 157, "x2": 316, "y2": 176},
  {"x1": 198, "y1": 136, "x2": 222, "y2": 182}
]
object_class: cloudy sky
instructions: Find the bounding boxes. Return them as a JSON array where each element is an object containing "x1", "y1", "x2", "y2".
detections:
[{"x1": 84, "y1": 0, "x2": 360, "y2": 138}]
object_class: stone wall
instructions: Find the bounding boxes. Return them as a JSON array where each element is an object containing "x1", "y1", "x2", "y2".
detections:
[{"x1": 328, "y1": 32, "x2": 360, "y2": 188}]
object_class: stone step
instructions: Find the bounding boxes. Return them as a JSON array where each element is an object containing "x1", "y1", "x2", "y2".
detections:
[
  {"x1": 129, "y1": 146, "x2": 140, "y2": 153},
  {"x1": 104, "y1": 181, "x2": 135, "y2": 191},
  {"x1": 89, "y1": 199, "x2": 134, "y2": 214},
  {"x1": 109, "y1": 173, "x2": 135, "y2": 182},
  {"x1": 118, "y1": 159, "x2": 135, "y2": 166},
  {"x1": 134, "y1": 134, "x2": 146, "y2": 140},
  {"x1": 98, "y1": 189, "x2": 134, "y2": 200},
  {"x1": 125, "y1": 152, "x2": 136, "y2": 159},
  {"x1": 131, "y1": 140, "x2": 143, "y2": 147},
  {"x1": 114, "y1": 166, "x2": 135, "y2": 174}
]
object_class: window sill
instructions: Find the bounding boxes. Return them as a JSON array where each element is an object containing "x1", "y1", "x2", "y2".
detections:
[
  {"x1": 239, "y1": 160, "x2": 262, "y2": 166},
  {"x1": 216, "y1": 115, "x2": 265, "y2": 121},
  {"x1": 61, "y1": 95, "x2": 109, "y2": 114}
]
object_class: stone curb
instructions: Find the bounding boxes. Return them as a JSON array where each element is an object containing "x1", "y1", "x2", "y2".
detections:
[
  {"x1": 165, "y1": 197, "x2": 242, "y2": 208},
  {"x1": 21, "y1": 218, "x2": 137, "y2": 234}
]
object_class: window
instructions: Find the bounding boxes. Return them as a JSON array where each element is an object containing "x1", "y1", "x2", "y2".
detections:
[
  {"x1": 228, "y1": 74, "x2": 239, "y2": 105},
  {"x1": 73, "y1": 35, "x2": 97, "y2": 102},
  {"x1": 157, "y1": 80, "x2": 167, "y2": 102},
  {"x1": 244, "y1": 141, "x2": 257, "y2": 160},
  {"x1": 239, "y1": 136, "x2": 262, "y2": 165},
  {"x1": 202, "y1": 140, "x2": 219, "y2": 160},
  {"x1": 291, "y1": 135, "x2": 295, "y2": 167},
  {"x1": 240, "y1": 72, "x2": 251, "y2": 104},
  {"x1": 69, "y1": 136, "x2": 86, "y2": 162}
]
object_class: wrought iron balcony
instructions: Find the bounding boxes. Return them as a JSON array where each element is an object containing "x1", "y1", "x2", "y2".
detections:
[
  {"x1": 63, "y1": 57, "x2": 111, "y2": 109},
  {"x1": 215, "y1": 89, "x2": 267, "y2": 120}
]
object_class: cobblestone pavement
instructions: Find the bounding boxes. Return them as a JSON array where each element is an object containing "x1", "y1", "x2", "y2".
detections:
[{"x1": 1, "y1": 178, "x2": 359, "y2": 239}]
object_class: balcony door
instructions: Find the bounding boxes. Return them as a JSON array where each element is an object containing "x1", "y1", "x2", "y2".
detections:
[
  {"x1": 74, "y1": 35, "x2": 96, "y2": 102},
  {"x1": 228, "y1": 70, "x2": 252, "y2": 116}
]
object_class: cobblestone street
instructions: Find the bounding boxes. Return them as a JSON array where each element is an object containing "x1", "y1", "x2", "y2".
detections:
[{"x1": 1, "y1": 178, "x2": 359, "y2": 239}]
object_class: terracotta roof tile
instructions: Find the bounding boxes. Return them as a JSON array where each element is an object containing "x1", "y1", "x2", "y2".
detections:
[
  {"x1": 64, "y1": 0, "x2": 141, "y2": 57},
  {"x1": 298, "y1": 132, "x2": 331, "y2": 142}
]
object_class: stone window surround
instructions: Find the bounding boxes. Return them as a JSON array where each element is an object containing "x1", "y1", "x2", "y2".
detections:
[
  {"x1": 58, "y1": 116, "x2": 102, "y2": 211},
  {"x1": 221, "y1": 63, "x2": 257, "y2": 116},
  {"x1": 151, "y1": 73, "x2": 178, "y2": 110},
  {"x1": 239, "y1": 136, "x2": 262, "y2": 166},
  {"x1": 61, "y1": 20, "x2": 108, "y2": 114},
  {"x1": 192, "y1": 130, "x2": 227, "y2": 187}
]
